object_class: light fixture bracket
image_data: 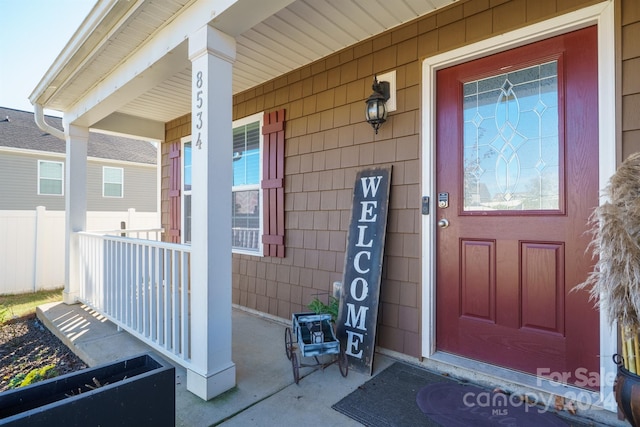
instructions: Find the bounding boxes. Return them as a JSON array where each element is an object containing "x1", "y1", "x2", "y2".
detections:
[{"x1": 373, "y1": 78, "x2": 390, "y2": 102}]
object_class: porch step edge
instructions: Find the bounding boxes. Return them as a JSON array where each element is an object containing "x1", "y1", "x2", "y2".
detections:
[{"x1": 36, "y1": 301, "x2": 151, "y2": 368}]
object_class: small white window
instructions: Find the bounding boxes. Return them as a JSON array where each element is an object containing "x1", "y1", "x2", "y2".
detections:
[
  {"x1": 103, "y1": 166, "x2": 124, "y2": 198},
  {"x1": 232, "y1": 112, "x2": 263, "y2": 254},
  {"x1": 38, "y1": 160, "x2": 64, "y2": 196}
]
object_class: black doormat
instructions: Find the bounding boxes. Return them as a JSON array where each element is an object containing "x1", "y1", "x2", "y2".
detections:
[{"x1": 332, "y1": 362, "x2": 597, "y2": 427}]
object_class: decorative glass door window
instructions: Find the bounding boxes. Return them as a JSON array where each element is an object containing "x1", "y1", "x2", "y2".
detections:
[{"x1": 463, "y1": 61, "x2": 560, "y2": 212}]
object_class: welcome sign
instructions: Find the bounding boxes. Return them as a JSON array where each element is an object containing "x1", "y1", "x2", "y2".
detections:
[{"x1": 336, "y1": 166, "x2": 392, "y2": 375}]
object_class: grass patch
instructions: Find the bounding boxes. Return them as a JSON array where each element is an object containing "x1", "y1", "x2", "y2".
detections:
[{"x1": 0, "y1": 288, "x2": 63, "y2": 322}]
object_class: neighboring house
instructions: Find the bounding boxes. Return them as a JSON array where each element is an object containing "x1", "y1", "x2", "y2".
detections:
[
  {"x1": 28, "y1": 0, "x2": 630, "y2": 410},
  {"x1": 0, "y1": 107, "x2": 157, "y2": 212},
  {"x1": 0, "y1": 107, "x2": 159, "y2": 294}
]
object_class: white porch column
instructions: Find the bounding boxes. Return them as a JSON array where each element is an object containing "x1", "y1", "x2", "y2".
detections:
[
  {"x1": 63, "y1": 124, "x2": 88, "y2": 304},
  {"x1": 187, "y1": 24, "x2": 236, "y2": 400}
]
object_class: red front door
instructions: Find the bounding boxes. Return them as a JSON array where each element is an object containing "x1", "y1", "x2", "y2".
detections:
[{"x1": 435, "y1": 26, "x2": 599, "y2": 387}]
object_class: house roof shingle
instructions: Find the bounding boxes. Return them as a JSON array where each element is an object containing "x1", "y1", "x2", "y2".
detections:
[{"x1": 0, "y1": 107, "x2": 156, "y2": 164}]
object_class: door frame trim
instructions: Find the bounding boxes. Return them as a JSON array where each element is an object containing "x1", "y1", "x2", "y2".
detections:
[{"x1": 420, "y1": 1, "x2": 616, "y2": 410}]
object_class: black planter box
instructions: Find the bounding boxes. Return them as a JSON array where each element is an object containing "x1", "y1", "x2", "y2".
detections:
[{"x1": 0, "y1": 353, "x2": 175, "y2": 427}]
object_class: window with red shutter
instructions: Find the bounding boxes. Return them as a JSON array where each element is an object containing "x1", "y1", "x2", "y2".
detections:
[{"x1": 175, "y1": 110, "x2": 285, "y2": 255}]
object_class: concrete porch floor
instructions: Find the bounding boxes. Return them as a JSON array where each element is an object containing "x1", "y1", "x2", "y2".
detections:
[
  {"x1": 36, "y1": 302, "x2": 623, "y2": 427},
  {"x1": 36, "y1": 302, "x2": 389, "y2": 426}
]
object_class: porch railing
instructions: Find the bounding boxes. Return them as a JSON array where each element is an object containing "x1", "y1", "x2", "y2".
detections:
[
  {"x1": 76, "y1": 231, "x2": 191, "y2": 367},
  {"x1": 232, "y1": 227, "x2": 260, "y2": 250},
  {"x1": 90, "y1": 227, "x2": 165, "y2": 240}
]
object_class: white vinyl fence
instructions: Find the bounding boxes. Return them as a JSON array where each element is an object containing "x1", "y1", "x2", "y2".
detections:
[{"x1": 0, "y1": 207, "x2": 161, "y2": 295}]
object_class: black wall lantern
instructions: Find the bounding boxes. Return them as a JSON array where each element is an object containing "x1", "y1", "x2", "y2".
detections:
[{"x1": 365, "y1": 75, "x2": 391, "y2": 134}]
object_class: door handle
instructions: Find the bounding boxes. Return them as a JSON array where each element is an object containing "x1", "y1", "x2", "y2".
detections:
[{"x1": 438, "y1": 218, "x2": 450, "y2": 228}]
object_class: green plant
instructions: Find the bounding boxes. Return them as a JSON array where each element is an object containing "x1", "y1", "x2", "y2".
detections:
[
  {"x1": 9, "y1": 364, "x2": 58, "y2": 389},
  {"x1": 308, "y1": 295, "x2": 339, "y2": 323},
  {"x1": 8, "y1": 373, "x2": 25, "y2": 389}
]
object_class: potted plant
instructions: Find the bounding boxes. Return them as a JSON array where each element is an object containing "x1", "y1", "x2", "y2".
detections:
[
  {"x1": 575, "y1": 152, "x2": 640, "y2": 426},
  {"x1": 307, "y1": 294, "x2": 339, "y2": 324},
  {"x1": 0, "y1": 352, "x2": 175, "y2": 427}
]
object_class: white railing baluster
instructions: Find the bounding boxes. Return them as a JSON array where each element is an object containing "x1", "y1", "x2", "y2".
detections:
[
  {"x1": 103, "y1": 239, "x2": 109, "y2": 315},
  {"x1": 84, "y1": 237, "x2": 91, "y2": 303},
  {"x1": 158, "y1": 247, "x2": 165, "y2": 347},
  {"x1": 136, "y1": 242, "x2": 142, "y2": 332},
  {"x1": 181, "y1": 250, "x2": 189, "y2": 359},
  {"x1": 149, "y1": 247, "x2": 160, "y2": 340},
  {"x1": 141, "y1": 244, "x2": 147, "y2": 336},
  {"x1": 91, "y1": 236, "x2": 97, "y2": 305},
  {"x1": 113, "y1": 240, "x2": 118, "y2": 316},
  {"x1": 164, "y1": 247, "x2": 171, "y2": 351},
  {"x1": 107, "y1": 240, "x2": 115, "y2": 317},
  {"x1": 124, "y1": 241, "x2": 128, "y2": 325},
  {"x1": 120, "y1": 240, "x2": 125, "y2": 324},
  {"x1": 128, "y1": 242, "x2": 133, "y2": 329},
  {"x1": 172, "y1": 249, "x2": 179, "y2": 355},
  {"x1": 93, "y1": 237, "x2": 101, "y2": 308}
]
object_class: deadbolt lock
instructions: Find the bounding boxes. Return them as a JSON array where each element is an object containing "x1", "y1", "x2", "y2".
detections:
[{"x1": 438, "y1": 192, "x2": 449, "y2": 208}]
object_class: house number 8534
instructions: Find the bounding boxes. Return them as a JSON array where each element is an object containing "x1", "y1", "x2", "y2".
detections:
[{"x1": 195, "y1": 71, "x2": 204, "y2": 149}]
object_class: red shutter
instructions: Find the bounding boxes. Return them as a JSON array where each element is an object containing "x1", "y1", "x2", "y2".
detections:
[
  {"x1": 261, "y1": 109, "x2": 285, "y2": 257},
  {"x1": 168, "y1": 142, "x2": 181, "y2": 243}
]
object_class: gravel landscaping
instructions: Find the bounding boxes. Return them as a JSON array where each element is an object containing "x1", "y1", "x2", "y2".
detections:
[{"x1": 0, "y1": 316, "x2": 87, "y2": 392}]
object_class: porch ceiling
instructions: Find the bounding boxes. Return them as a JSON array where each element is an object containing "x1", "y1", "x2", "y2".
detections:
[{"x1": 32, "y1": 0, "x2": 457, "y2": 129}]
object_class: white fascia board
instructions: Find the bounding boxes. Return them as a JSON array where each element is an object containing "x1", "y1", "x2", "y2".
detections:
[
  {"x1": 0, "y1": 146, "x2": 65, "y2": 159},
  {"x1": 87, "y1": 156, "x2": 157, "y2": 168},
  {"x1": 0, "y1": 146, "x2": 155, "y2": 168},
  {"x1": 29, "y1": 0, "x2": 121, "y2": 106}
]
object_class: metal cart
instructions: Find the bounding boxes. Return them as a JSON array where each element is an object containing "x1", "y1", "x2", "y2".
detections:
[{"x1": 284, "y1": 312, "x2": 348, "y2": 383}]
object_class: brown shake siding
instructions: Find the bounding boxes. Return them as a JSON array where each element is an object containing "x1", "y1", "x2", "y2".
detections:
[
  {"x1": 622, "y1": 0, "x2": 640, "y2": 158},
  {"x1": 162, "y1": 0, "x2": 633, "y2": 358}
]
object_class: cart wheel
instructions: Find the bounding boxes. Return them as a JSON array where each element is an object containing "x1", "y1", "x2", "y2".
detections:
[
  {"x1": 284, "y1": 327, "x2": 293, "y2": 360},
  {"x1": 338, "y1": 347, "x2": 348, "y2": 377},
  {"x1": 291, "y1": 352, "x2": 300, "y2": 384}
]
